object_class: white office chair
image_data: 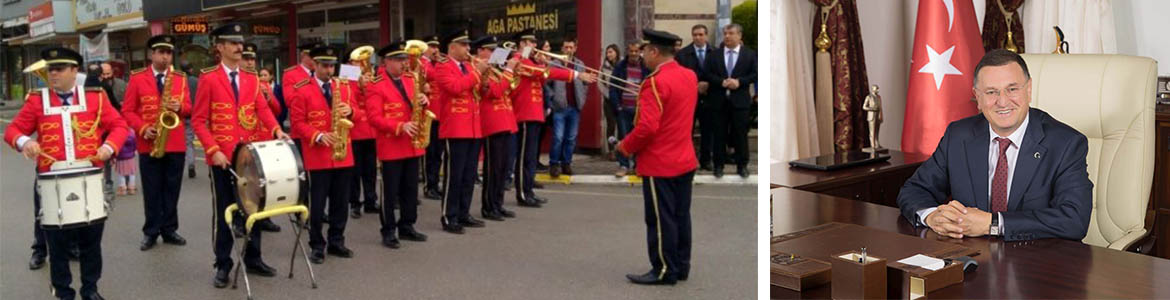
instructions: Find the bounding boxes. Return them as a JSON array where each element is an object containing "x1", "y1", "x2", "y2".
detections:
[{"x1": 1021, "y1": 54, "x2": 1157, "y2": 250}]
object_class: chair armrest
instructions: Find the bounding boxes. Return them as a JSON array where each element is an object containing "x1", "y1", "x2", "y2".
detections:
[{"x1": 1108, "y1": 229, "x2": 1149, "y2": 251}]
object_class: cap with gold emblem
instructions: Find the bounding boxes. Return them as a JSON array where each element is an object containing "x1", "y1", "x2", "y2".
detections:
[
  {"x1": 378, "y1": 40, "x2": 407, "y2": 59},
  {"x1": 425, "y1": 35, "x2": 440, "y2": 46},
  {"x1": 310, "y1": 46, "x2": 339, "y2": 64},
  {"x1": 473, "y1": 36, "x2": 498, "y2": 50},
  {"x1": 41, "y1": 47, "x2": 83, "y2": 66},
  {"x1": 514, "y1": 28, "x2": 537, "y2": 42},
  {"x1": 211, "y1": 23, "x2": 246, "y2": 42},
  {"x1": 641, "y1": 28, "x2": 682, "y2": 48},
  {"x1": 147, "y1": 35, "x2": 176, "y2": 50},
  {"x1": 444, "y1": 28, "x2": 471, "y2": 45},
  {"x1": 242, "y1": 43, "x2": 258, "y2": 58},
  {"x1": 298, "y1": 42, "x2": 320, "y2": 54}
]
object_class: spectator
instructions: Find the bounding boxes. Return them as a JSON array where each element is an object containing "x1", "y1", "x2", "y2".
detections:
[
  {"x1": 115, "y1": 134, "x2": 139, "y2": 196},
  {"x1": 100, "y1": 62, "x2": 127, "y2": 110},
  {"x1": 182, "y1": 64, "x2": 200, "y2": 178},
  {"x1": 676, "y1": 24, "x2": 714, "y2": 171},
  {"x1": 609, "y1": 42, "x2": 649, "y2": 177},
  {"x1": 547, "y1": 38, "x2": 590, "y2": 178},
  {"x1": 599, "y1": 44, "x2": 621, "y2": 161},
  {"x1": 703, "y1": 23, "x2": 757, "y2": 179}
]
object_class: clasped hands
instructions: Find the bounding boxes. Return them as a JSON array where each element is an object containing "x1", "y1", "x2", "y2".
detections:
[{"x1": 925, "y1": 200, "x2": 993, "y2": 239}]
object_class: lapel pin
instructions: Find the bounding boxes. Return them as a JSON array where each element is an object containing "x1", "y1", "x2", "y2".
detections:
[{"x1": 1034, "y1": 152, "x2": 1041, "y2": 159}]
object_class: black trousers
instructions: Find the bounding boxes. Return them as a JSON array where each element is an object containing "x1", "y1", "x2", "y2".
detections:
[
  {"x1": 713, "y1": 107, "x2": 751, "y2": 168},
  {"x1": 349, "y1": 139, "x2": 378, "y2": 208},
  {"x1": 641, "y1": 171, "x2": 694, "y2": 280},
  {"x1": 32, "y1": 179, "x2": 47, "y2": 256},
  {"x1": 380, "y1": 157, "x2": 419, "y2": 237},
  {"x1": 423, "y1": 120, "x2": 445, "y2": 192},
  {"x1": 140, "y1": 153, "x2": 185, "y2": 238},
  {"x1": 44, "y1": 223, "x2": 104, "y2": 299},
  {"x1": 482, "y1": 132, "x2": 512, "y2": 214},
  {"x1": 514, "y1": 122, "x2": 542, "y2": 201},
  {"x1": 210, "y1": 166, "x2": 262, "y2": 270},
  {"x1": 441, "y1": 138, "x2": 481, "y2": 224},
  {"x1": 308, "y1": 168, "x2": 353, "y2": 250},
  {"x1": 698, "y1": 105, "x2": 718, "y2": 166}
]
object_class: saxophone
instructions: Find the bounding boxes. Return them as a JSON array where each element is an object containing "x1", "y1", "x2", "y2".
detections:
[
  {"x1": 331, "y1": 79, "x2": 354, "y2": 161},
  {"x1": 151, "y1": 67, "x2": 181, "y2": 158},
  {"x1": 406, "y1": 40, "x2": 436, "y2": 149}
]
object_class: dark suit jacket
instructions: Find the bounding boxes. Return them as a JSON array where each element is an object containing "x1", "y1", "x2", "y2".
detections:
[
  {"x1": 896, "y1": 108, "x2": 1093, "y2": 241},
  {"x1": 702, "y1": 45, "x2": 757, "y2": 109},
  {"x1": 677, "y1": 43, "x2": 713, "y2": 106}
]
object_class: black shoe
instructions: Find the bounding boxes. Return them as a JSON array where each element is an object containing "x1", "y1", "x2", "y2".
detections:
[
  {"x1": 82, "y1": 292, "x2": 105, "y2": 300},
  {"x1": 29, "y1": 253, "x2": 45, "y2": 270},
  {"x1": 350, "y1": 207, "x2": 362, "y2": 219},
  {"x1": 459, "y1": 216, "x2": 485, "y2": 227},
  {"x1": 257, "y1": 219, "x2": 282, "y2": 232},
  {"x1": 533, "y1": 182, "x2": 545, "y2": 189},
  {"x1": 309, "y1": 249, "x2": 325, "y2": 264},
  {"x1": 424, "y1": 189, "x2": 443, "y2": 200},
  {"x1": 678, "y1": 273, "x2": 689, "y2": 281},
  {"x1": 381, "y1": 236, "x2": 401, "y2": 249},
  {"x1": 399, "y1": 227, "x2": 428, "y2": 241},
  {"x1": 213, "y1": 268, "x2": 230, "y2": 288},
  {"x1": 562, "y1": 164, "x2": 574, "y2": 176},
  {"x1": 737, "y1": 166, "x2": 749, "y2": 178},
  {"x1": 161, "y1": 232, "x2": 187, "y2": 245},
  {"x1": 482, "y1": 210, "x2": 504, "y2": 221},
  {"x1": 713, "y1": 167, "x2": 725, "y2": 179},
  {"x1": 327, "y1": 245, "x2": 354, "y2": 258},
  {"x1": 518, "y1": 198, "x2": 542, "y2": 208},
  {"x1": 245, "y1": 261, "x2": 277, "y2": 277},
  {"x1": 364, "y1": 204, "x2": 381, "y2": 213},
  {"x1": 140, "y1": 236, "x2": 157, "y2": 251},
  {"x1": 625, "y1": 271, "x2": 678, "y2": 285},
  {"x1": 442, "y1": 221, "x2": 464, "y2": 234},
  {"x1": 549, "y1": 163, "x2": 561, "y2": 178},
  {"x1": 532, "y1": 195, "x2": 549, "y2": 204},
  {"x1": 188, "y1": 166, "x2": 196, "y2": 179},
  {"x1": 497, "y1": 208, "x2": 516, "y2": 218}
]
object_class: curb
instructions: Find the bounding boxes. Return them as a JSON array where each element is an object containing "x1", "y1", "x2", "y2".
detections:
[{"x1": 534, "y1": 173, "x2": 757, "y2": 186}]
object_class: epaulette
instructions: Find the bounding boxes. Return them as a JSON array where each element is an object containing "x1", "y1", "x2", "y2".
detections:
[
  {"x1": 284, "y1": 65, "x2": 299, "y2": 72},
  {"x1": 371, "y1": 74, "x2": 385, "y2": 83},
  {"x1": 130, "y1": 67, "x2": 148, "y2": 75},
  {"x1": 435, "y1": 55, "x2": 449, "y2": 64},
  {"x1": 294, "y1": 78, "x2": 311, "y2": 88},
  {"x1": 201, "y1": 65, "x2": 218, "y2": 75},
  {"x1": 241, "y1": 67, "x2": 256, "y2": 74},
  {"x1": 172, "y1": 69, "x2": 186, "y2": 77},
  {"x1": 85, "y1": 86, "x2": 105, "y2": 92}
]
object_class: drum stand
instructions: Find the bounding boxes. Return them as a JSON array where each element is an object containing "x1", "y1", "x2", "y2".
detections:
[{"x1": 225, "y1": 204, "x2": 317, "y2": 300}]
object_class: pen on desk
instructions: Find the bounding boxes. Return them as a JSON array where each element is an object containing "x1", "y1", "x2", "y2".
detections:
[{"x1": 861, "y1": 247, "x2": 867, "y2": 263}]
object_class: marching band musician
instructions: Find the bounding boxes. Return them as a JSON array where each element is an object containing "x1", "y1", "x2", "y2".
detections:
[
  {"x1": 617, "y1": 29, "x2": 698, "y2": 285},
  {"x1": 191, "y1": 23, "x2": 288, "y2": 288},
  {"x1": 240, "y1": 42, "x2": 284, "y2": 233},
  {"x1": 5, "y1": 47, "x2": 130, "y2": 300},
  {"x1": 348, "y1": 47, "x2": 382, "y2": 219},
  {"x1": 365, "y1": 40, "x2": 431, "y2": 248},
  {"x1": 120, "y1": 35, "x2": 192, "y2": 251},
  {"x1": 422, "y1": 34, "x2": 447, "y2": 200},
  {"x1": 289, "y1": 45, "x2": 361, "y2": 263},
  {"x1": 432, "y1": 29, "x2": 488, "y2": 234},
  {"x1": 282, "y1": 43, "x2": 321, "y2": 149},
  {"x1": 510, "y1": 28, "x2": 596, "y2": 208},
  {"x1": 473, "y1": 36, "x2": 520, "y2": 221}
]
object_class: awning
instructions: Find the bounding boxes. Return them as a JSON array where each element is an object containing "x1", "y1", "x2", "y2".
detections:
[
  {"x1": 3, "y1": 34, "x2": 29, "y2": 45},
  {"x1": 2, "y1": 16, "x2": 29, "y2": 29},
  {"x1": 23, "y1": 32, "x2": 76, "y2": 45},
  {"x1": 102, "y1": 16, "x2": 148, "y2": 33}
]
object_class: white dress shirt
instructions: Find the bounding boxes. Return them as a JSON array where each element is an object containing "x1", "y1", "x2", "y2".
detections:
[{"x1": 917, "y1": 115, "x2": 1030, "y2": 234}]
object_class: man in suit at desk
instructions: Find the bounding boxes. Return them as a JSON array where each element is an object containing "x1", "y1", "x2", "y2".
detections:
[{"x1": 897, "y1": 49, "x2": 1093, "y2": 241}]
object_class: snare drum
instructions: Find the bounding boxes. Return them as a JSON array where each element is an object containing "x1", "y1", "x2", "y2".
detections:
[
  {"x1": 233, "y1": 140, "x2": 307, "y2": 215},
  {"x1": 37, "y1": 167, "x2": 108, "y2": 229}
]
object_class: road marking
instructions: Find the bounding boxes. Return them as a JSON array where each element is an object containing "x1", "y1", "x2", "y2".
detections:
[{"x1": 537, "y1": 188, "x2": 750, "y2": 201}]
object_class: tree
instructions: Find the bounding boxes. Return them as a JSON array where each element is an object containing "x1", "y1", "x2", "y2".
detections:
[{"x1": 732, "y1": 0, "x2": 757, "y2": 49}]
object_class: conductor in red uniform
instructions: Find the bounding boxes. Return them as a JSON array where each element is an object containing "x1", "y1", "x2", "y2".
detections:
[
  {"x1": 120, "y1": 35, "x2": 192, "y2": 251},
  {"x1": 617, "y1": 29, "x2": 699, "y2": 285}
]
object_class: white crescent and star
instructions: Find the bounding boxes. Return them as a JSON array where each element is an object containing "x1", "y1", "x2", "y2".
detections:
[
  {"x1": 943, "y1": 0, "x2": 954, "y2": 32},
  {"x1": 918, "y1": 44, "x2": 962, "y2": 90}
]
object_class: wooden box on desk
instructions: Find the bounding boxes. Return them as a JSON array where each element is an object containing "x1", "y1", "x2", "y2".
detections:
[
  {"x1": 830, "y1": 251, "x2": 886, "y2": 299},
  {"x1": 887, "y1": 259, "x2": 964, "y2": 299},
  {"x1": 769, "y1": 251, "x2": 831, "y2": 291}
]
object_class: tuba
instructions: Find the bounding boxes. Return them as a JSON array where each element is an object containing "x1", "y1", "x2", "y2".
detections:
[
  {"x1": 350, "y1": 45, "x2": 376, "y2": 87},
  {"x1": 151, "y1": 66, "x2": 182, "y2": 158},
  {"x1": 406, "y1": 40, "x2": 436, "y2": 149},
  {"x1": 23, "y1": 59, "x2": 49, "y2": 83}
]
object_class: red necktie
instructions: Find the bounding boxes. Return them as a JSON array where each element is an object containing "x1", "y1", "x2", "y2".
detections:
[{"x1": 991, "y1": 137, "x2": 1012, "y2": 213}]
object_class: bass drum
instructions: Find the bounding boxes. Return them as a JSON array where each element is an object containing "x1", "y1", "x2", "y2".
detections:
[
  {"x1": 37, "y1": 167, "x2": 108, "y2": 229},
  {"x1": 233, "y1": 140, "x2": 307, "y2": 216}
]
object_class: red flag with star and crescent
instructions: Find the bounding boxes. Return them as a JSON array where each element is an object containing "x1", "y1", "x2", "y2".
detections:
[{"x1": 902, "y1": 0, "x2": 984, "y2": 155}]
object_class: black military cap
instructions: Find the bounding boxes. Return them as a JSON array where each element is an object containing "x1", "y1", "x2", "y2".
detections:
[
  {"x1": 147, "y1": 35, "x2": 176, "y2": 50},
  {"x1": 242, "y1": 43, "x2": 258, "y2": 58},
  {"x1": 298, "y1": 42, "x2": 320, "y2": 54},
  {"x1": 444, "y1": 28, "x2": 471, "y2": 45},
  {"x1": 514, "y1": 28, "x2": 536, "y2": 42},
  {"x1": 425, "y1": 35, "x2": 440, "y2": 46},
  {"x1": 641, "y1": 28, "x2": 682, "y2": 48},
  {"x1": 472, "y1": 36, "x2": 497, "y2": 50},
  {"x1": 211, "y1": 23, "x2": 246, "y2": 42},
  {"x1": 310, "y1": 46, "x2": 339, "y2": 64},
  {"x1": 378, "y1": 40, "x2": 407, "y2": 59},
  {"x1": 41, "y1": 47, "x2": 82, "y2": 66}
]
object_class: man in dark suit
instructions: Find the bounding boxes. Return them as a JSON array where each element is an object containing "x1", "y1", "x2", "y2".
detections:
[
  {"x1": 702, "y1": 23, "x2": 757, "y2": 178},
  {"x1": 676, "y1": 24, "x2": 714, "y2": 171},
  {"x1": 897, "y1": 49, "x2": 1093, "y2": 241}
]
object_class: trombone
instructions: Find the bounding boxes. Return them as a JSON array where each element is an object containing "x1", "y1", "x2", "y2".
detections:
[{"x1": 527, "y1": 48, "x2": 641, "y2": 94}]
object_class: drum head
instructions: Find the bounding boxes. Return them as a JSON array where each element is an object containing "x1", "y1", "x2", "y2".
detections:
[
  {"x1": 39, "y1": 167, "x2": 102, "y2": 178},
  {"x1": 233, "y1": 143, "x2": 265, "y2": 215}
]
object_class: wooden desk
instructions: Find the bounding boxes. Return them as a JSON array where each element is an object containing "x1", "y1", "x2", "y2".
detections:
[
  {"x1": 772, "y1": 150, "x2": 929, "y2": 207},
  {"x1": 1151, "y1": 103, "x2": 1170, "y2": 259},
  {"x1": 771, "y1": 187, "x2": 1170, "y2": 299}
]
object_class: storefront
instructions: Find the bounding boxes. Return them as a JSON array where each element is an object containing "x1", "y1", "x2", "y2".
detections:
[{"x1": 75, "y1": 0, "x2": 147, "y2": 79}]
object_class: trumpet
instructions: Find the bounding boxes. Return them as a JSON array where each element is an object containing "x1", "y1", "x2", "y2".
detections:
[
  {"x1": 524, "y1": 48, "x2": 641, "y2": 94},
  {"x1": 23, "y1": 59, "x2": 49, "y2": 83}
]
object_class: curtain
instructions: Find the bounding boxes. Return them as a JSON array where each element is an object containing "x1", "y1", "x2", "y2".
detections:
[
  {"x1": 1020, "y1": 0, "x2": 1117, "y2": 54},
  {"x1": 812, "y1": 0, "x2": 870, "y2": 152},
  {"x1": 775, "y1": 0, "x2": 821, "y2": 163},
  {"x1": 982, "y1": 0, "x2": 1026, "y2": 52}
]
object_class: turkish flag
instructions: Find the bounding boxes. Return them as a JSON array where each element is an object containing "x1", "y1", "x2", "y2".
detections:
[{"x1": 901, "y1": 0, "x2": 984, "y2": 155}]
